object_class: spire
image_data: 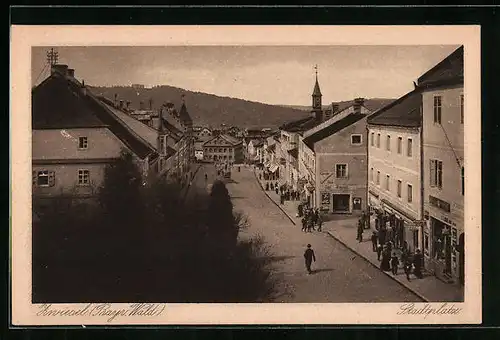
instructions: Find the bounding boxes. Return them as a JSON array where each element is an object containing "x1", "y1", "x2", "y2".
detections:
[{"x1": 312, "y1": 64, "x2": 322, "y2": 96}]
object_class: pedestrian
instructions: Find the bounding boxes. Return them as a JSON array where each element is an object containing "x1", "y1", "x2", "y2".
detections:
[
  {"x1": 413, "y1": 249, "x2": 424, "y2": 279},
  {"x1": 307, "y1": 217, "x2": 314, "y2": 232},
  {"x1": 303, "y1": 244, "x2": 316, "y2": 275},
  {"x1": 317, "y1": 213, "x2": 323, "y2": 232},
  {"x1": 380, "y1": 245, "x2": 391, "y2": 272},
  {"x1": 259, "y1": 173, "x2": 262, "y2": 180},
  {"x1": 377, "y1": 243, "x2": 383, "y2": 261},
  {"x1": 301, "y1": 217, "x2": 307, "y2": 232},
  {"x1": 404, "y1": 255, "x2": 413, "y2": 281},
  {"x1": 298, "y1": 203, "x2": 303, "y2": 217},
  {"x1": 371, "y1": 231, "x2": 378, "y2": 252},
  {"x1": 391, "y1": 251, "x2": 399, "y2": 275},
  {"x1": 270, "y1": 182, "x2": 274, "y2": 190},
  {"x1": 356, "y1": 220, "x2": 363, "y2": 242},
  {"x1": 275, "y1": 186, "x2": 279, "y2": 195},
  {"x1": 378, "y1": 225, "x2": 386, "y2": 246},
  {"x1": 265, "y1": 182, "x2": 269, "y2": 191},
  {"x1": 386, "y1": 224, "x2": 394, "y2": 245}
]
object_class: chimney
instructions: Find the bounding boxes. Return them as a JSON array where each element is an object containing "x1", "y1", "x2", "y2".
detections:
[
  {"x1": 353, "y1": 97, "x2": 365, "y2": 114},
  {"x1": 81, "y1": 80, "x2": 87, "y2": 96},
  {"x1": 51, "y1": 64, "x2": 68, "y2": 76},
  {"x1": 67, "y1": 68, "x2": 75, "y2": 77}
]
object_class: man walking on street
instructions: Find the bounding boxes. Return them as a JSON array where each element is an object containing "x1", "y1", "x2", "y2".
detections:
[
  {"x1": 356, "y1": 220, "x2": 364, "y2": 242},
  {"x1": 317, "y1": 213, "x2": 323, "y2": 232},
  {"x1": 304, "y1": 244, "x2": 316, "y2": 275}
]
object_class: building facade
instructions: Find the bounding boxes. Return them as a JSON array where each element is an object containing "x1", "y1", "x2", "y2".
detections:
[
  {"x1": 32, "y1": 64, "x2": 162, "y2": 204},
  {"x1": 421, "y1": 46, "x2": 464, "y2": 285},
  {"x1": 367, "y1": 89, "x2": 423, "y2": 253},
  {"x1": 202, "y1": 134, "x2": 244, "y2": 164}
]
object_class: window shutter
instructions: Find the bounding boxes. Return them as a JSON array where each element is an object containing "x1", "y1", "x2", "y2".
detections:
[
  {"x1": 48, "y1": 171, "x2": 55, "y2": 187},
  {"x1": 32, "y1": 171, "x2": 37, "y2": 187},
  {"x1": 430, "y1": 160, "x2": 436, "y2": 186}
]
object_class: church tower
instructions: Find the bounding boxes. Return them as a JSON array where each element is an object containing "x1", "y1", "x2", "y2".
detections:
[{"x1": 312, "y1": 64, "x2": 323, "y2": 121}]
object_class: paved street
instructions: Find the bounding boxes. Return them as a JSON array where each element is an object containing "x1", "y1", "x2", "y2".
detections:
[{"x1": 226, "y1": 166, "x2": 423, "y2": 303}]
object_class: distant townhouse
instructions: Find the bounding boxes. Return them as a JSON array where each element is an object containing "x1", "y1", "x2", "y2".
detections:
[
  {"x1": 420, "y1": 46, "x2": 464, "y2": 285},
  {"x1": 202, "y1": 134, "x2": 244, "y2": 164},
  {"x1": 32, "y1": 64, "x2": 163, "y2": 204},
  {"x1": 367, "y1": 88, "x2": 423, "y2": 253}
]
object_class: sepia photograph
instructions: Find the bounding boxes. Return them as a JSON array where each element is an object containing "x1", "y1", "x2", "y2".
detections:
[{"x1": 11, "y1": 25, "x2": 481, "y2": 325}]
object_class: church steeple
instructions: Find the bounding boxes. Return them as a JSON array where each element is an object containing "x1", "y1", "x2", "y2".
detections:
[{"x1": 312, "y1": 65, "x2": 323, "y2": 120}]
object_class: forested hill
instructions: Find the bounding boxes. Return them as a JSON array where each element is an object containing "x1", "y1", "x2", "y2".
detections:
[{"x1": 90, "y1": 85, "x2": 310, "y2": 128}]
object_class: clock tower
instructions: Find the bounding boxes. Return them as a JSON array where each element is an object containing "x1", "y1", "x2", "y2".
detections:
[{"x1": 312, "y1": 64, "x2": 323, "y2": 121}]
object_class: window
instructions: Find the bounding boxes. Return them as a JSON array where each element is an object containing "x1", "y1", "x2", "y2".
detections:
[
  {"x1": 370, "y1": 167, "x2": 374, "y2": 182},
  {"x1": 351, "y1": 134, "x2": 362, "y2": 145},
  {"x1": 460, "y1": 94, "x2": 464, "y2": 124},
  {"x1": 407, "y1": 184, "x2": 413, "y2": 203},
  {"x1": 223, "y1": 148, "x2": 227, "y2": 152},
  {"x1": 397, "y1": 180, "x2": 402, "y2": 198},
  {"x1": 376, "y1": 133, "x2": 381, "y2": 148},
  {"x1": 430, "y1": 159, "x2": 443, "y2": 188},
  {"x1": 78, "y1": 136, "x2": 88, "y2": 149},
  {"x1": 36, "y1": 170, "x2": 50, "y2": 186},
  {"x1": 386, "y1": 135, "x2": 391, "y2": 151},
  {"x1": 336, "y1": 164, "x2": 348, "y2": 178},
  {"x1": 397, "y1": 137, "x2": 402, "y2": 154},
  {"x1": 78, "y1": 169, "x2": 90, "y2": 186},
  {"x1": 407, "y1": 138, "x2": 413, "y2": 157},
  {"x1": 461, "y1": 167, "x2": 464, "y2": 195},
  {"x1": 370, "y1": 132, "x2": 374, "y2": 146},
  {"x1": 376, "y1": 171, "x2": 380, "y2": 185},
  {"x1": 385, "y1": 175, "x2": 390, "y2": 191},
  {"x1": 433, "y1": 95, "x2": 442, "y2": 124}
]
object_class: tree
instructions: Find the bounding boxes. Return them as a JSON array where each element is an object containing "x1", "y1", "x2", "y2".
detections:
[{"x1": 206, "y1": 180, "x2": 238, "y2": 249}]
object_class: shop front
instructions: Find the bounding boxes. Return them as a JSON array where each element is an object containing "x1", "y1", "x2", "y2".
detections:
[{"x1": 424, "y1": 203, "x2": 464, "y2": 285}]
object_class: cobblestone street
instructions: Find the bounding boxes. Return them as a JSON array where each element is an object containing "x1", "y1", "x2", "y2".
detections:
[{"x1": 226, "y1": 166, "x2": 423, "y2": 303}]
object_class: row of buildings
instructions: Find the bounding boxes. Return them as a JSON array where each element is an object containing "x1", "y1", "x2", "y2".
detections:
[
  {"x1": 250, "y1": 46, "x2": 464, "y2": 285},
  {"x1": 32, "y1": 64, "x2": 195, "y2": 207}
]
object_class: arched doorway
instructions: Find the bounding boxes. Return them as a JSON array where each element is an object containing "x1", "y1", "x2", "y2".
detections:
[{"x1": 459, "y1": 232, "x2": 464, "y2": 285}]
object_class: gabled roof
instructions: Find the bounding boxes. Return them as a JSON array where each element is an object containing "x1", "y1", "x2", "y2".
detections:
[
  {"x1": 202, "y1": 134, "x2": 242, "y2": 147},
  {"x1": 417, "y1": 46, "x2": 463, "y2": 89},
  {"x1": 32, "y1": 71, "x2": 157, "y2": 160},
  {"x1": 302, "y1": 113, "x2": 366, "y2": 149},
  {"x1": 280, "y1": 115, "x2": 317, "y2": 133},
  {"x1": 367, "y1": 89, "x2": 422, "y2": 128},
  {"x1": 32, "y1": 75, "x2": 107, "y2": 129}
]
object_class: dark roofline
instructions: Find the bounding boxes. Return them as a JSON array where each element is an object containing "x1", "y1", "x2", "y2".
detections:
[
  {"x1": 303, "y1": 113, "x2": 366, "y2": 148},
  {"x1": 367, "y1": 89, "x2": 419, "y2": 124},
  {"x1": 417, "y1": 46, "x2": 463, "y2": 84}
]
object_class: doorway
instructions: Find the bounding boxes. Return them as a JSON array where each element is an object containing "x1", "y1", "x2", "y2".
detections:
[{"x1": 332, "y1": 194, "x2": 350, "y2": 213}]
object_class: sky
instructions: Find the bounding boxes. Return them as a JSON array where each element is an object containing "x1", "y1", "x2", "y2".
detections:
[{"x1": 32, "y1": 45, "x2": 460, "y2": 106}]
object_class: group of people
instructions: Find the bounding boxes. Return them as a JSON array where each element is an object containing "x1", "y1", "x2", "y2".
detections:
[
  {"x1": 364, "y1": 209, "x2": 424, "y2": 281},
  {"x1": 300, "y1": 207, "x2": 323, "y2": 233}
]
